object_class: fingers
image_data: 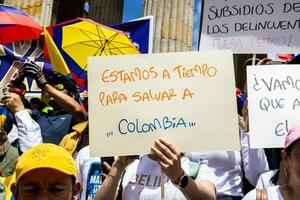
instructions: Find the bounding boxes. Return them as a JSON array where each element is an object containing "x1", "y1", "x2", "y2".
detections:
[
  {"x1": 151, "y1": 138, "x2": 181, "y2": 162},
  {"x1": 0, "y1": 92, "x2": 24, "y2": 113},
  {"x1": 150, "y1": 145, "x2": 171, "y2": 166},
  {"x1": 1, "y1": 92, "x2": 20, "y2": 101},
  {"x1": 21, "y1": 61, "x2": 41, "y2": 76},
  {"x1": 114, "y1": 156, "x2": 136, "y2": 169},
  {"x1": 150, "y1": 139, "x2": 184, "y2": 183},
  {"x1": 100, "y1": 173, "x2": 107, "y2": 180},
  {"x1": 158, "y1": 138, "x2": 180, "y2": 156},
  {"x1": 257, "y1": 58, "x2": 272, "y2": 65},
  {"x1": 154, "y1": 139, "x2": 177, "y2": 161},
  {"x1": 102, "y1": 161, "x2": 112, "y2": 173}
]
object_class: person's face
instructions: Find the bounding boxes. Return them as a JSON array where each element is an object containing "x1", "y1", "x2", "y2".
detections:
[
  {"x1": 285, "y1": 140, "x2": 300, "y2": 184},
  {"x1": 41, "y1": 90, "x2": 61, "y2": 111},
  {"x1": 14, "y1": 168, "x2": 80, "y2": 200}
]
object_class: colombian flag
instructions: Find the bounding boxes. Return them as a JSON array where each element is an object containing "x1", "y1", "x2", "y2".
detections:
[{"x1": 0, "y1": 106, "x2": 9, "y2": 130}]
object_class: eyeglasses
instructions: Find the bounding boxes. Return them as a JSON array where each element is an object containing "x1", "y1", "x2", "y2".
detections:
[{"x1": 286, "y1": 151, "x2": 300, "y2": 160}]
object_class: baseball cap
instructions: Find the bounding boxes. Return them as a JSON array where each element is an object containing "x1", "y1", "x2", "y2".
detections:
[
  {"x1": 15, "y1": 143, "x2": 77, "y2": 184},
  {"x1": 284, "y1": 122, "x2": 300, "y2": 149}
]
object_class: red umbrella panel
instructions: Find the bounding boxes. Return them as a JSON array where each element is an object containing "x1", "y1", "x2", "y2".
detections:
[{"x1": 0, "y1": 5, "x2": 42, "y2": 44}]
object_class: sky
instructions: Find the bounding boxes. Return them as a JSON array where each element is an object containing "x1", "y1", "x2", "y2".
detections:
[
  {"x1": 122, "y1": 0, "x2": 143, "y2": 22},
  {"x1": 192, "y1": 0, "x2": 201, "y2": 50},
  {"x1": 122, "y1": 0, "x2": 201, "y2": 50}
]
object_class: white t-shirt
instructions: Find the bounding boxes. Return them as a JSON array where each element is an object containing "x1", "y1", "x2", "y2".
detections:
[
  {"x1": 76, "y1": 146, "x2": 102, "y2": 200},
  {"x1": 185, "y1": 131, "x2": 269, "y2": 197},
  {"x1": 256, "y1": 170, "x2": 277, "y2": 189},
  {"x1": 119, "y1": 155, "x2": 216, "y2": 200},
  {"x1": 186, "y1": 151, "x2": 244, "y2": 197},
  {"x1": 242, "y1": 186, "x2": 284, "y2": 200}
]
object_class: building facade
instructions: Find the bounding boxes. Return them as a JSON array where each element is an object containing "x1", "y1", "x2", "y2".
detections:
[
  {"x1": 3, "y1": 0, "x2": 124, "y2": 26},
  {"x1": 143, "y1": 0, "x2": 195, "y2": 53}
]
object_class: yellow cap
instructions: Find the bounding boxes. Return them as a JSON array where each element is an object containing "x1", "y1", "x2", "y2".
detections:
[{"x1": 15, "y1": 143, "x2": 77, "y2": 184}]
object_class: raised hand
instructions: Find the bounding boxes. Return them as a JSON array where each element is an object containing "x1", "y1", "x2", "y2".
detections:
[
  {"x1": 150, "y1": 138, "x2": 184, "y2": 184},
  {"x1": 1, "y1": 92, "x2": 25, "y2": 113},
  {"x1": 21, "y1": 60, "x2": 47, "y2": 89},
  {"x1": 11, "y1": 67, "x2": 26, "y2": 86}
]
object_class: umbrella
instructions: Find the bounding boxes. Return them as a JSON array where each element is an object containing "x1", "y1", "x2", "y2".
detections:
[
  {"x1": 45, "y1": 18, "x2": 140, "y2": 88},
  {"x1": 0, "y1": 4, "x2": 42, "y2": 44}
]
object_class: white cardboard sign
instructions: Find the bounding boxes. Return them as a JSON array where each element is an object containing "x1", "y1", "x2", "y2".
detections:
[
  {"x1": 247, "y1": 65, "x2": 300, "y2": 148},
  {"x1": 199, "y1": 0, "x2": 300, "y2": 53},
  {"x1": 88, "y1": 51, "x2": 239, "y2": 157}
]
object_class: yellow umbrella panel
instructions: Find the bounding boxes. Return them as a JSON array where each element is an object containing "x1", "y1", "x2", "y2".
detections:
[{"x1": 61, "y1": 19, "x2": 140, "y2": 70}]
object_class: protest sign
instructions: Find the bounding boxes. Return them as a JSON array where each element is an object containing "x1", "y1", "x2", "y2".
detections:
[
  {"x1": 247, "y1": 65, "x2": 300, "y2": 148},
  {"x1": 199, "y1": 0, "x2": 300, "y2": 53},
  {"x1": 88, "y1": 51, "x2": 239, "y2": 157}
]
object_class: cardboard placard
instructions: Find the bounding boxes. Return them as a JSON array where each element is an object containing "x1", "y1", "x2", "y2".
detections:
[
  {"x1": 247, "y1": 65, "x2": 300, "y2": 148},
  {"x1": 88, "y1": 51, "x2": 239, "y2": 156},
  {"x1": 199, "y1": 0, "x2": 300, "y2": 53}
]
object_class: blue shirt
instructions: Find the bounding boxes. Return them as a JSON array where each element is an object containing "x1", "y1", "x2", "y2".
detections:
[{"x1": 31, "y1": 110, "x2": 72, "y2": 144}]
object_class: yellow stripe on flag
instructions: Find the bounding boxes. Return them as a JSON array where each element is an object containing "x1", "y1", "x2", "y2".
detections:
[
  {"x1": 44, "y1": 28, "x2": 70, "y2": 75},
  {"x1": 0, "y1": 114, "x2": 7, "y2": 129}
]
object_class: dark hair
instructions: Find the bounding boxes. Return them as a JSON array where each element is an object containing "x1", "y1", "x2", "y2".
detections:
[
  {"x1": 269, "y1": 148, "x2": 283, "y2": 185},
  {"x1": 270, "y1": 169, "x2": 279, "y2": 185},
  {"x1": 285, "y1": 143, "x2": 294, "y2": 154}
]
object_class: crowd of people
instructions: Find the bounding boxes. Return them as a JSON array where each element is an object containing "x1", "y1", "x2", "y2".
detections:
[{"x1": 0, "y1": 55, "x2": 299, "y2": 200}]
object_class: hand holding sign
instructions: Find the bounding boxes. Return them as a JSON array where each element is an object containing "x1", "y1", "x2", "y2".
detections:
[
  {"x1": 89, "y1": 51, "x2": 239, "y2": 157},
  {"x1": 150, "y1": 138, "x2": 184, "y2": 184}
]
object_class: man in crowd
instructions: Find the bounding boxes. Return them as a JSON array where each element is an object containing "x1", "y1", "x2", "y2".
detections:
[
  {"x1": 13, "y1": 60, "x2": 86, "y2": 144},
  {"x1": 11, "y1": 143, "x2": 81, "y2": 199},
  {"x1": 0, "y1": 91, "x2": 42, "y2": 177}
]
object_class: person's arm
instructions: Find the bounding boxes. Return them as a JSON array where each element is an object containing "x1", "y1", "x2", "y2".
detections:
[
  {"x1": 15, "y1": 110, "x2": 42, "y2": 152},
  {"x1": 151, "y1": 138, "x2": 216, "y2": 200},
  {"x1": 19, "y1": 59, "x2": 86, "y2": 123},
  {"x1": 94, "y1": 157, "x2": 135, "y2": 200},
  {"x1": 1, "y1": 92, "x2": 42, "y2": 152},
  {"x1": 241, "y1": 129, "x2": 269, "y2": 186},
  {"x1": 240, "y1": 102, "x2": 269, "y2": 185},
  {"x1": 42, "y1": 84, "x2": 86, "y2": 123}
]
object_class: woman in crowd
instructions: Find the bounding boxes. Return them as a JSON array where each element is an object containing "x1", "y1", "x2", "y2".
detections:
[
  {"x1": 185, "y1": 93, "x2": 269, "y2": 200},
  {"x1": 242, "y1": 121, "x2": 300, "y2": 200},
  {"x1": 185, "y1": 127, "x2": 269, "y2": 199},
  {"x1": 256, "y1": 150, "x2": 289, "y2": 189},
  {"x1": 94, "y1": 138, "x2": 217, "y2": 200}
]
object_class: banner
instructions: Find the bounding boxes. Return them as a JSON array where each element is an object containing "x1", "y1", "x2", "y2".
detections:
[
  {"x1": 88, "y1": 51, "x2": 239, "y2": 157},
  {"x1": 199, "y1": 0, "x2": 300, "y2": 53},
  {"x1": 0, "y1": 40, "x2": 53, "y2": 95},
  {"x1": 247, "y1": 65, "x2": 300, "y2": 148},
  {"x1": 111, "y1": 16, "x2": 154, "y2": 54}
]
